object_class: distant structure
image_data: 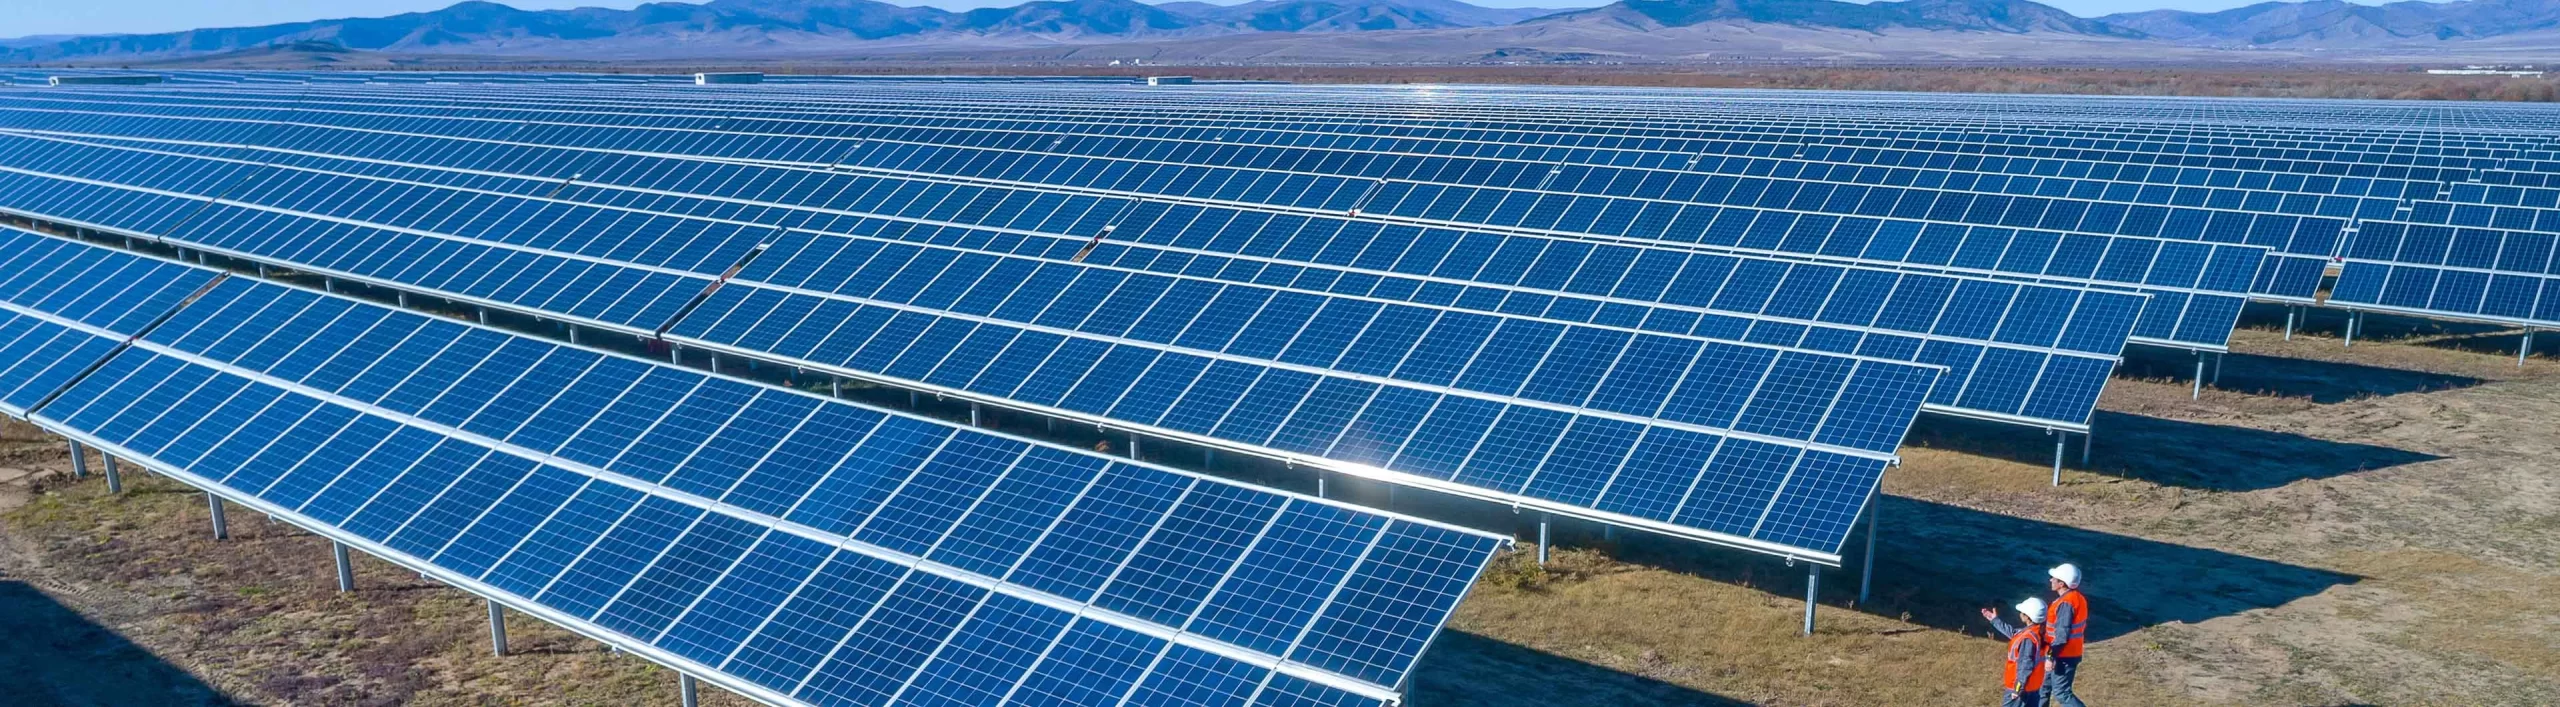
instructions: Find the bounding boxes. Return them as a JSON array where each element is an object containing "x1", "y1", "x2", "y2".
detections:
[
  {"x1": 693, "y1": 71, "x2": 764, "y2": 85},
  {"x1": 48, "y1": 74, "x2": 164, "y2": 86},
  {"x1": 2427, "y1": 65, "x2": 2544, "y2": 76},
  {"x1": 1145, "y1": 75, "x2": 1194, "y2": 86}
]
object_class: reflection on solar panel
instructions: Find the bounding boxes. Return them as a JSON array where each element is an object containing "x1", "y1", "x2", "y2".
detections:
[{"x1": 4, "y1": 226, "x2": 1503, "y2": 707}]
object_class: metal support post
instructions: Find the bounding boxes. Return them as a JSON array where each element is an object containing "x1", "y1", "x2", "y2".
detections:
[
  {"x1": 680, "y1": 675, "x2": 700, "y2": 707},
  {"x1": 2080, "y1": 430, "x2": 2091, "y2": 467},
  {"x1": 1536, "y1": 515, "x2": 1550, "y2": 567},
  {"x1": 569, "y1": 326, "x2": 581, "y2": 345},
  {"x1": 710, "y1": 355, "x2": 720, "y2": 374},
  {"x1": 2283, "y1": 306, "x2": 2295, "y2": 340},
  {"x1": 1859, "y1": 494, "x2": 1878, "y2": 606},
  {"x1": 2050, "y1": 430, "x2": 2064, "y2": 486},
  {"x1": 488, "y1": 600, "x2": 508, "y2": 656},
  {"x1": 208, "y1": 493, "x2": 228, "y2": 540},
  {"x1": 333, "y1": 542, "x2": 354, "y2": 592},
  {"x1": 969, "y1": 403, "x2": 981, "y2": 427},
  {"x1": 257, "y1": 263, "x2": 270, "y2": 278},
  {"x1": 2191, "y1": 352, "x2": 2204, "y2": 399},
  {"x1": 2212, "y1": 352, "x2": 2223, "y2": 385},
  {"x1": 1129, "y1": 433, "x2": 1141, "y2": 460},
  {"x1": 1802, "y1": 564, "x2": 1820, "y2": 637},
  {"x1": 104, "y1": 456, "x2": 122, "y2": 494},
  {"x1": 1316, "y1": 472, "x2": 1327, "y2": 499},
  {"x1": 396, "y1": 291, "x2": 408, "y2": 308},
  {"x1": 2346, "y1": 311, "x2": 2360, "y2": 347},
  {"x1": 68, "y1": 440, "x2": 87, "y2": 479},
  {"x1": 476, "y1": 308, "x2": 489, "y2": 325},
  {"x1": 2522, "y1": 328, "x2": 2534, "y2": 367},
  {"x1": 323, "y1": 277, "x2": 336, "y2": 293},
  {"x1": 830, "y1": 378, "x2": 841, "y2": 397}
]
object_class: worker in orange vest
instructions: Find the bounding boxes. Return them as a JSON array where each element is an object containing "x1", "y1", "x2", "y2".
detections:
[
  {"x1": 2044, "y1": 563, "x2": 2090, "y2": 707},
  {"x1": 1980, "y1": 597, "x2": 2048, "y2": 707}
]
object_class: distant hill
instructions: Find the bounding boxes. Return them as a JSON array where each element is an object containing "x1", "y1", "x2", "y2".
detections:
[{"x1": 7, "y1": 0, "x2": 2560, "y2": 64}]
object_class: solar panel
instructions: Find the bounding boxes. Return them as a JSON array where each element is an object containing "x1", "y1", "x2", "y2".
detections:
[
  {"x1": 2333, "y1": 220, "x2": 2560, "y2": 327},
  {"x1": 7, "y1": 228, "x2": 1504, "y2": 707},
  {"x1": 0, "y1": 226, "x2": 222, "y2": 416}
]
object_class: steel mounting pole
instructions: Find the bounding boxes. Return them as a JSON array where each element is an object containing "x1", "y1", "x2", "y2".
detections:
[
  {"x1": 1536, "y1": 514, "x2": 1550, "y2": 567},
  {"x1": 680, "y1": 675, "x2": 700, "y2": 707},
  {"x1": 2050, "y1": 429, "x2": 2064, "y2": 486},
  {"x1": 207, "y1": 493, "x2": 228, "y2": 540},
  {"x1": 1859, "y1": 491, "x2": 1878, "y2": 606},
  {"x1": 488, "y1": 600, "x2": 508, "y2": 656},
  {"x1": 1802, "y1": 564, "x2": 1820, "y2": 637},
  {"x1": 2283, "y1": 306, "x2": 2295, "y2": 340},
  {"x1": 333, "y1": 542, "x2": 354, "y2": 592},
  {"x1": 68, "y1": 440, "x2": 87, "y2": 479},
  {"x1": 103, "y1": 455, "x2": 122, "y2": 494},
  {"x1": 2522, "y1": 328, "x2": 2534, "y2": 367},
  {"x1": 2191, "y1": 351, "x2": 2205, "y2": 399}
]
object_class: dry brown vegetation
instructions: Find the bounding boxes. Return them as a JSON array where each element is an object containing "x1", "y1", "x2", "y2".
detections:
[
  {"x1": 703, "y1": 63, "x2": 2560, "y2": 102},
  {"x1": 3, "y1": 304, "x2": 2558, "y2": 705}
]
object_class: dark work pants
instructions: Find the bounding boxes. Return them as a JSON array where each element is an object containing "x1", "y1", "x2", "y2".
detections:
[
  {"x1": 2044, "y1": 656, "x2": 2084, "y2": 707},
  {"x1": 2002, "y1": 689, "x2": 2044, "y2": 707}
]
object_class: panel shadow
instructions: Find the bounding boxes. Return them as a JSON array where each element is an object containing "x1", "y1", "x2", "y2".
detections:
[
  {"x1": 1849, "y1": 496, "x2": 2359, "y2": 642},
  {"x1": 1596, "y1": 496, "x2": 2357, "y2": 643},
  {"x1": 1409, "y1": 630, "x2": 1755, "y2": 707},
  {"x1": 2118, "y1": 344, "x2": 2484, "y2": 404},
  {"x1": 1906, "y1": 412, "x2": 2441, "y2": 492},
  {"x1": 0, "y1": 580, "x2": 239, "y2": 707}
]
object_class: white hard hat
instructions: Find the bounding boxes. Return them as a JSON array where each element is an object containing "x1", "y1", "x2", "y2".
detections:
[
  {"x1": 2016, "y1": 597, "x2": 2047, "y2": 622},
  {"x1": 2049, "y1": 563, "x2": 2082, "y2": 588}
]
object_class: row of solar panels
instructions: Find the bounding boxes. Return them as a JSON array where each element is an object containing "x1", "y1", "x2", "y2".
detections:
[
  {"x1": 139, "y1": 84, "x2": 2558, "y2": 332},
  {"x1": 0, "y1": 224, "x2": 1502, "y2": 707},
  {"x1": 5, "y1": 89, "x2": 2326, "y2": 305},
  {"x1": 0, "y1": 121, "x2": 1943, "y2": 563}
]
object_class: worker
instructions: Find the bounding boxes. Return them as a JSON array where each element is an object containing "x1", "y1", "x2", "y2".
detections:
[
  {"x1": 1980, "y1": 597, "x2": 2048, "y2": 707},
  {"x1": 2044, "y1": 563, "x2": 2090, "y2": 707}
]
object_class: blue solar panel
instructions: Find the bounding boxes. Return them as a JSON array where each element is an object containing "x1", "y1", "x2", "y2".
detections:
[
  {"x1": 0, "y1": 105, "x2": 1960, "y2": 561},
  {"x1": 8, "y1": 230, "x2": 1503, "y2": 707},
  {"x1": 2334, "y1": 220, "x2": 2560, "y2": 326},
  {"x1": 0, "y1": 226, "x2": 220, "y2": 416}
]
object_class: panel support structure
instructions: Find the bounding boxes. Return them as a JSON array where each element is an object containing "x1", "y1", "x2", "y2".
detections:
[
  {"x1": 488, "y1": 600, "x2": 508, "y2": 656},
  {"x1": 680, "y1": 675, "x2": 700, "y2": 707},
  {"x1": 103, "y1": 455, "x2": 122, "y2": 494},
  {"x1": 1802, "y1": 564, "x2": 1820, "y2": 637},
  {"x1": 1536, "y1": 514, "x2": 1550, "y2": 567},
  {"x1": 332, "y1": 542, "x2": 355, "y2": 592},
  {"x1": 2522, "y1": 328, "x2": 2534, "y2": 367},
  {"x1": 1858, "y1": 491, "x2": 1878, "y2": 606},
  {"x1": 2346, "y1": 311, "x2": 2361, "y2": 347},
  {"x1": 207, "y1": 493, "x2": 228, "y2": 540},
  {"x1": 2190, "y1": 352, "x2": 2204, "y2": 399},
  {"x1": 68, "y1": 440, "x2": 86, "y2": 479},
  {"x1": 2049, "y1": 430, "x2": 2064, "y2": 486},
  {"x1": 2284, "y1": 306, "x2": 2296, "y2": 340}
]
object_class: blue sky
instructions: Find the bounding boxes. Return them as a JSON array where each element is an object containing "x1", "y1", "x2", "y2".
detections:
[{"x1": 2, "y1": 0, "x2": 2429, "y2": 39}]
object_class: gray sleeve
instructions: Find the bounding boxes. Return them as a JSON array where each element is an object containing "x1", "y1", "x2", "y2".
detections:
[{"x1": 1988, "y1": 616, "x2": 2019, "y2": 639}]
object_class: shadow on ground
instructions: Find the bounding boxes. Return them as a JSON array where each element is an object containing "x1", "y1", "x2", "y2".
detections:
[
  {"x1": 2119, "y1": 343, "x2": 2484, "y2": 404},
  {"x1": 1586, "y1": 496, "x2": 2357, "y2": 643},
  {"x1": 1410, "y1": 630, "x2": 1754, "y2": 706},
  {"x1": 0, "y1": 580, "x2": 238, "y2": 707},
  {"x1": 1907, "y1": 411, "x2": 2440, "y2": 492}
]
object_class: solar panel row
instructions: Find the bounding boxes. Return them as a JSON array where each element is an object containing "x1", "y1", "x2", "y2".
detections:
[
  {"x1": 0, "y1": 101, "x2": 2140, "y2": 433},
  {"x1": 0, "y1": 225, "x2": 1504, "y2": 707}
]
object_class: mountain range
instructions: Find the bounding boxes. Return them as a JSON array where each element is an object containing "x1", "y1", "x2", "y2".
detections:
[{"x1": 6, "y1": 0, "x2": 2560, "y2": 64}]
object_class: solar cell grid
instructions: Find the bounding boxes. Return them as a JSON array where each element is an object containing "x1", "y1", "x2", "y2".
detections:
[{"x1": 12, "y1": 229, "x2": 1505, "y2": 706}]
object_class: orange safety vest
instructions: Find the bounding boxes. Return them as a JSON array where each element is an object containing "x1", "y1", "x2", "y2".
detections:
[
  {"x1": 2005, "y1": 624, "x2": 2048, "y2": 692},
  {"x1": 2047, "y1": 589, "x2": 2089, "y2": 658}
]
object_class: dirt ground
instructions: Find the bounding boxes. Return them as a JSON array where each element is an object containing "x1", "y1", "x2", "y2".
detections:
[{"x1": 3, "y1": 304, "x2": 2556, "y2": 706}]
